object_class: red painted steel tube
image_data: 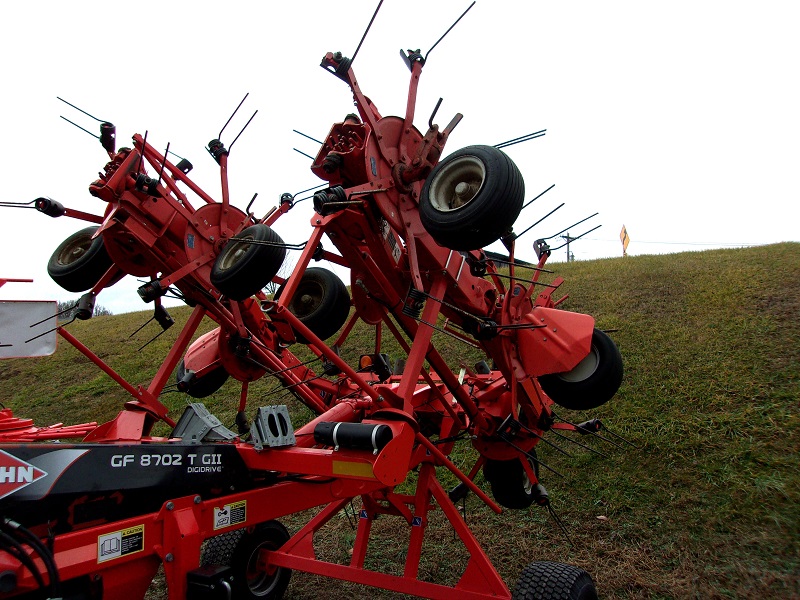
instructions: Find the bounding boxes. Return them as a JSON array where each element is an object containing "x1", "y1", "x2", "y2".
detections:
[
  {"x1": 415, "y1": 433, "x2": 502, "y2": 514},
  {"x1": 58, "y1": 328, "x2": 143, "y2": 401},
  {"x1": 146, "y1": 304, "x2": 206, "y2": 398}
]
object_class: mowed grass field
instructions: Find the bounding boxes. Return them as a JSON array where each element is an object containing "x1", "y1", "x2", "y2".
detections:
[{"x1": 1, "y1": 243, "x2": 798, "y2": 599}]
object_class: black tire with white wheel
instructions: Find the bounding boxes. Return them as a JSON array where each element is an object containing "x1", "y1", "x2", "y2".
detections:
[
  {"x1": 211, "y1": 224, "x2": 286, "y2": 301},
  {"x1": 483, "y1": 454, "x2": 539, "y2": 510},
  {"x1": 47, "y1": 226, "x2": 113, "y2": 293},
  {"x1": 202, "y1": 521, "x2": 292, "y2": 599},
  {"x1": 277, "y1": 267, "x2": 351, "y2": 343},
  {"x1": 539, "y1": 328, "x2": 623, "y2": 411},
  {"x1": 420, "y1": 145, "x2": 524, "y2": 250},
  {"x1": 513, "y1": 561, "x2": 597, "y2": 600}
]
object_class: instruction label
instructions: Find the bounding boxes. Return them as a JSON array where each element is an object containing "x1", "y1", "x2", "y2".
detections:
[
  {"x1": 379, "y1": 217, "x2": 402, "y2": 263},
  {"x1": 213, "y1": 500, "x2": 247, "y2": 530},
  {"x1": 97, "y1": 525, "x2": 144, "y2": 563}
]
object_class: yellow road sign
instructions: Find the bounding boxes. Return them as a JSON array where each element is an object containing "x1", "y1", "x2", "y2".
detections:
[{"x1": 620, "y1": 225, "x2": 630, "y2": 254}]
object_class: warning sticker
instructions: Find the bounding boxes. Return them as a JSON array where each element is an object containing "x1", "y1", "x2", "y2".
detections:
[
  {"x1": 379, "y1": 217, "x2": 402, "y2": 263},
  {"x1": 98, "y1": 525, "x2": 145, "y2": 563},
  {"x1": 213, "y1": 500, "x2": 247, "y2": 530}
]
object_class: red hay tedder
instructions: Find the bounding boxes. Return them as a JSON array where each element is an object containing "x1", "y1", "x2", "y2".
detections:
[{"x1": 0, "y1": 4, "x2": 625, "y2": 599}]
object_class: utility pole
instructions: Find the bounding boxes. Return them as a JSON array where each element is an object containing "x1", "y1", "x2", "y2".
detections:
[{"x1": 562, "y1": 232, "x2": 576, "y2": 262}]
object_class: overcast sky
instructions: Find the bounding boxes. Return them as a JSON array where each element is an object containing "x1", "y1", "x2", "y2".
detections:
[{"x1": 2, "y1": 1, "x2": 798, "y2": 314}]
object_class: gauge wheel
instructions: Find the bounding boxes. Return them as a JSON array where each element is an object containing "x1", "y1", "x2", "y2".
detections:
[
  {"x1": 483, "y1": 454, "x2": 540, "y2": 510},
  {"x1": 211, "y1": 224, "x2": 286, "y2": 301},
  {"x1": 176, "y1": 358, "x2": 229, "y2": 398},
  {"x1": 539, "y1": 329, "x2": 623, "y2": 411},
  {"x1": 420, "y1": 145, "x2": 524, "y2": 250},
  {"x1": 47, "y1": 226, "x2": 113, "y2": 292},
  {"x1": 277, "y1": 267, "x2": 351, "y2": 343}
]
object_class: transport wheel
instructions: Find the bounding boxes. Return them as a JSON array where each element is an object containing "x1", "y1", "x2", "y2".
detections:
[
  {"x1": 512, "y1": 561, "x2": 597, "y2": 600},
  {"x1": 277, "y1": 267, "x2": 351, "y2": 343},
  {"x1": 47, "y1": 226, "x2": 113, "y2": 292},
  {"x1": 211, "y1": 224, "x2": 286, "y2": 301},
  {"x1": 539, "y1": 328, "x2": 623, "y2": 411},
  {"x1": 420, "y1": 145, "x2": 524, "y2": 250},
  {"x1": 483, "y1": 454, "x2": 539, "y2": 509},
  {"x1": 202, "y1": 522, "x2": 292, "y2": 599},
  {"x1": 202, "y1": 529, "x2": 244, "y2": 566},
  {"x1": 176, "y1": 358, "x2": 229, "y2": 398}
]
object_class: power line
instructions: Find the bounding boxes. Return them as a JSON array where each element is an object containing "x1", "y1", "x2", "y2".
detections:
[{"x1": 580, "y1": 237, "x2": 769, "y2": 248}]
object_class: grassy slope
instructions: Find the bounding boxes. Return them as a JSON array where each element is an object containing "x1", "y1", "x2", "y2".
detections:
[{"x1": 1, "y1": 243, "x2": 798, "y2": 599}]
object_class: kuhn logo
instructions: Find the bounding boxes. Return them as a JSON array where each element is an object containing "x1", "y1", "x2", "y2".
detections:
[{"x1": 0, "y1": 450, "x2": 47, "y2": 500}]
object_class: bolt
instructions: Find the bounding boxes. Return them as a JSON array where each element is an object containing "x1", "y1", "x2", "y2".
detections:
[
  {"x1": 166, "y1": 502, "x2": 174, "y2": 511},
  {"x1": 165, "y1": 553, "x2": 174, "y2": 563},
  {"x1": 210, "y1": 236, "x2": 215, "y2": 242},
  {"x1": 194, "y1": 495, "x2": 202, "y2": 504},
  {"x1": 315, "y1": 219, "x2": 321, "y2": 224},
  {"x1": 377, "y1": 396, "x2": 384, "y2": 402}
]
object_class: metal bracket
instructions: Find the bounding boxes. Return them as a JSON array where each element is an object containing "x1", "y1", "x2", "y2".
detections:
[
  {"x1": 251, "y1": 406, "x2": 296, "y2": 450},
  {"x1": 171, "y1": 403, "x2": 238, "y2": 444}
]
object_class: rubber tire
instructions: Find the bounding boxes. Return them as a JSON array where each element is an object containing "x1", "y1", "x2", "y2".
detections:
[
  {"x1": 277, "y1": 267, "x2": 351, "y2": 343},
  {"x1": 483, "y1": 454, "x2": 539, "y2": 510},
  {"x1": 202, "y1": 522, "x2": 292, "y2": 599},
  {"x1": 202, "y1": 529, "x2": 244, "y2": 566},
  {"x1": 539, "y1": 329, "x2": 623, "y2": 410},
  {"x1": 420, "y1": 145, "x2": 524, "y2": 250},
  {"x1": 539, "y1": 328, "x2": 623, "y2": 411},
  {"x1": 47, "y1": 226, "x2": 113, "y2": 293},
  {"x1": 176, "y1": 359, "x2": 229, "y2": 398},
  {"x1": 513, "y1": 561, "x2": 597, "y2": 600},
  {"x1": 211, "y1": 224, "x2": 286, "y2": 301}
]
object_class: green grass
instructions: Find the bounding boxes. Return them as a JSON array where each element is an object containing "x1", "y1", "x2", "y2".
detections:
[{"x1": 1, "y1": 243, "x2": 799, "y2": 599}]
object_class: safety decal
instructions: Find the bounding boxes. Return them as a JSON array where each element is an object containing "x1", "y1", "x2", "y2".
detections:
[
  {"x1": 97, "y1": 525, "x2": 145, "y2": 563},
  {"x1": 213, "y1": 500, "x2": 246, "y2": 530}
]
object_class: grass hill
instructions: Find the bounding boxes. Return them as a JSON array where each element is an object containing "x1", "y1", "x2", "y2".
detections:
[{"x1": 1, "y1": 243, "x2": 798, "y2": 599}]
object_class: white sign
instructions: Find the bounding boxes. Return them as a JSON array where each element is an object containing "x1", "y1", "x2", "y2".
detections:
[{"x1": 0, "y1": 301, "x2": 58, "y2": 359}]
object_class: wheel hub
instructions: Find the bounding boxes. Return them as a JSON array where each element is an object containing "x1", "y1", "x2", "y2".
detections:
[
  {"x1": 558, "y1": 345, "x2": 600, "y2": 383},
  {"x1": 59, "y1": 241, "x2": 90, "y2": 265},
  {"x1": 429, "y1": 155, "x2": 485, "y2": 212}
]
